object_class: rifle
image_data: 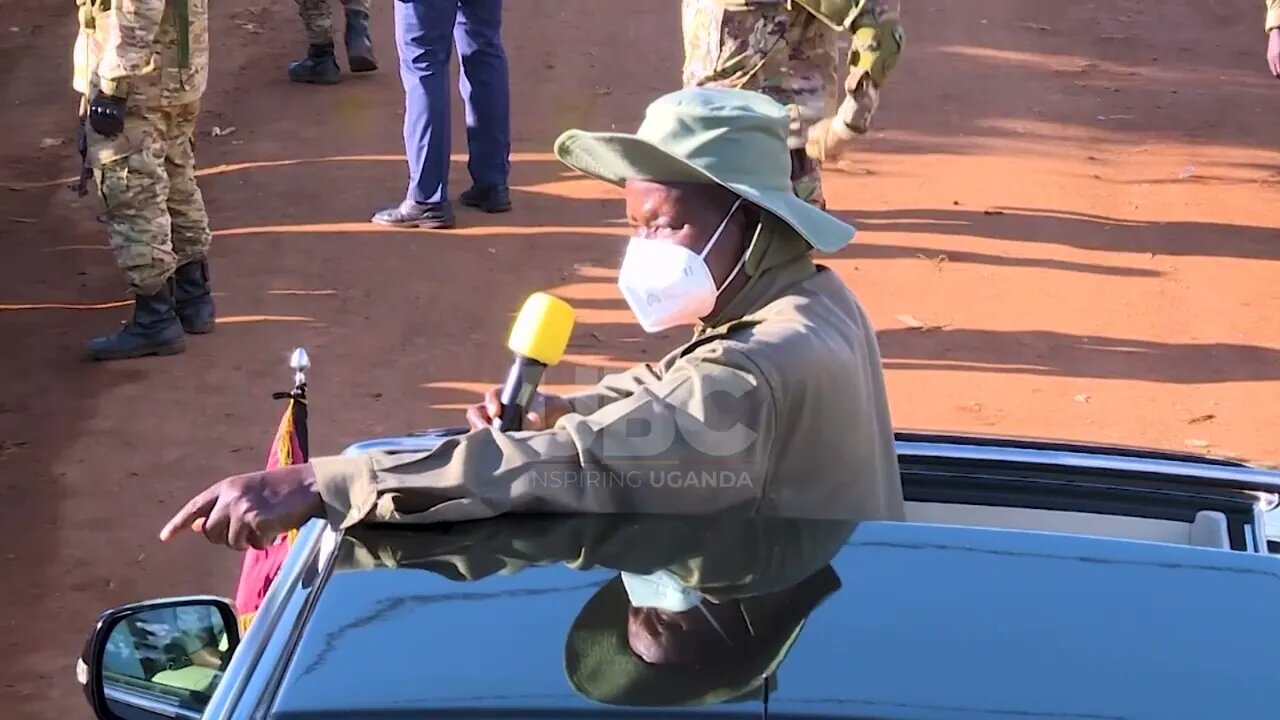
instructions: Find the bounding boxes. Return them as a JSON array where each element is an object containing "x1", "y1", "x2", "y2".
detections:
[{"x1": 74, "y1": 95, "x2": 92, "y2": 197}]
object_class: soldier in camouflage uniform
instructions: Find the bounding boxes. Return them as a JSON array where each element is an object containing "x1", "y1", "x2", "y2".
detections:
[
  {"x1": 74, "y1": 0, "x2": 215, "y2": 361},
  {"x1": 682, "y1": 0, "x2": 903, "y2": 209},
  {"x1": 288, "y1": 0, "x2": 376, "y2": 84}
]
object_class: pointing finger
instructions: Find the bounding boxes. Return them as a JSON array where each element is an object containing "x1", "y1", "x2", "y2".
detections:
[{"x1": 159, "y1": 485, "x2": 219, "y2": 542}]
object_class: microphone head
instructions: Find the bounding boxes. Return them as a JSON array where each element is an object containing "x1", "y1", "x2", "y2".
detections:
[{"x1": 507, "y1": 292, "x2": 576, "y2": 365}]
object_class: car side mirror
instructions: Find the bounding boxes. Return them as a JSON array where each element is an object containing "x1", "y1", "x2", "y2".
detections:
[{"x1": 76, "y1": 596, "x2": 240, "y2": 720}]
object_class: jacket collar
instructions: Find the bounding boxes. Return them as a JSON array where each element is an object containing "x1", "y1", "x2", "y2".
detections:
[{"x1": 694, "y1": 254, "x2": 818, "y2": 340}]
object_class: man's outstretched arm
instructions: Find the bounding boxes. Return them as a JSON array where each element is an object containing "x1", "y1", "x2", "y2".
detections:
[{"x1": 161, "y1": 348, "x2": 776, "y2": 549}]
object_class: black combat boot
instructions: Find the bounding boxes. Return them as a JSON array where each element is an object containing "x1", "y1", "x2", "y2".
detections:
[
  {"x1": 174, "y1": 258, "x2": 216, "y2": 334},
  {"x1": 288, "y1": 43, "x2": 341, "y2": 85},
  {"x1": 344, "y1": 9, "x2": 377, "y2": 73},
  {"x1": 86, "y1": 280, "x2": 186, "y2": 361}
]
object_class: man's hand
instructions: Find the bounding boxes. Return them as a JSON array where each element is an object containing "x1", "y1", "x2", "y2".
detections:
[
  {"x1": 158, "y1": 464, "x2": 323, "y2": 550},
  {"x1": 88, "y1": 93, "x2": 127, "y2": 137},
  {"x1": 805, "y1": 116, "x2": 859, "y2": 164},
  {"x1": 1268, "y1": 29, "x2": 1280, "y2": 78},
  {"x1": 465, "y1": 387, "x2": 573, "y2": 431}
]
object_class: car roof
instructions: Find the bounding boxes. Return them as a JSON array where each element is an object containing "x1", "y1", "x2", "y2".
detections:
[{"x1": 264, "y1": 514, "x2": 1279, "y2": 720}]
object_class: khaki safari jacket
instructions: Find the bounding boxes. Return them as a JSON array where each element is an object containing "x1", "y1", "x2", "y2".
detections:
[
  {"x1": 311, "y1": 255, "x2": 904, "y2": 527},
  {"x1": 1269, "y1": 0, "x2": 1280, "y2": 32}
]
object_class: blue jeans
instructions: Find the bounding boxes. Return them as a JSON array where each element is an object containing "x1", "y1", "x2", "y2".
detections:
[{"x1": 394, "y1": 0, "x2": 511, "y2": 205}]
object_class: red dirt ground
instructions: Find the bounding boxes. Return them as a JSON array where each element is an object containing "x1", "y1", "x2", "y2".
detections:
[{"x1": 1, "y1": 1, "x2": 1277, "y2": 716}]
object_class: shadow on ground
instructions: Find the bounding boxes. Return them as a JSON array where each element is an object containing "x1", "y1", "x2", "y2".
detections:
[{"x1": 830, "y1": 207, "x2": 1280, "y2": 261}]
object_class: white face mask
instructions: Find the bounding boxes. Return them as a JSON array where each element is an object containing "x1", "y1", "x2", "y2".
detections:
[
  {"x1": 620, "y1": 569, "x2": 704, "y2": 613},
  {"x1": 617, "y1": 198, "x2": 748, "y2": 333}
]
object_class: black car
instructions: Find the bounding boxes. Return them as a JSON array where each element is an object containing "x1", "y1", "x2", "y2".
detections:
[{"x1": 77, "y1": 428, "x2": 1280, "y2": 720}]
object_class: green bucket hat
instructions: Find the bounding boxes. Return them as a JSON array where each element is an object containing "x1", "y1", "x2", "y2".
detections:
[
  {"x1": 564, "y1": 565, "x2": 841, "y2": 707},
  {"x1": 553, "y1": 87, "x2": 856, "y2": 253}
]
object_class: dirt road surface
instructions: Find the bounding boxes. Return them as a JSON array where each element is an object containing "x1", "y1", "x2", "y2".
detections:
[{"x1": 1, "y1": 0, "x2": 1277, "y2": 716}]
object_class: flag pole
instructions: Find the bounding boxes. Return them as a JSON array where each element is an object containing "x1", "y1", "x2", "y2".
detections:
[
  {"x1": 286, "y1": 347, "x2": 310, "y2": 461},
  {"x1": 235, "y1": 346, "x2": 313, "y2": 632}
]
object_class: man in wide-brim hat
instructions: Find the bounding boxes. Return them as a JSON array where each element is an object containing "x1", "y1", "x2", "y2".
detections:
[{"x1": 163, "y1": 87, "x2": 903, "y2": 551}]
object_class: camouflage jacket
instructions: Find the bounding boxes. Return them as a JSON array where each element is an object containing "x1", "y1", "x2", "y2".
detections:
[
  {"x1": 1268, "y1": 0, "x2": 1280, "y2": 32},
  {"x1": 74, "y1": 0, "x2": 209, "y2": 106},
  {"x1": 682, "y1": 0, "x2": 903, "y2": 141}
]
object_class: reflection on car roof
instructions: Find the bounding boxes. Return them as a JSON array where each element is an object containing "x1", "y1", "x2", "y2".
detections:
[{"x1": 266, "y1": 514, "x2": 1280, "y2": 720}]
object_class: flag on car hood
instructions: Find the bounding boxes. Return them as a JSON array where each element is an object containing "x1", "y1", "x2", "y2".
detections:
[{"x1": 233, "y1": 391, "x2": 308, "y2": 633}]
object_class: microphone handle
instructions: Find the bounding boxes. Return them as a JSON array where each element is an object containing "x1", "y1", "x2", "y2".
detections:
[{"x1": 494, "y1": 357, "x2": 548, "y2": 432}]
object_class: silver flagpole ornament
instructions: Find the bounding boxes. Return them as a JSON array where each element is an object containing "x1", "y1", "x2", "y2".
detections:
[{"x1": 289, "y1": 347, "x2": 310, "y2": 392}]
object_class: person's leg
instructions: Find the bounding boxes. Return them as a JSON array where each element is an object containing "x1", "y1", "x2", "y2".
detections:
[
  {"x1": 165, "y1": 101, "x2": 216, "y2": 334},
  {"x1": 455, "y1": 0, "x2": 511, "y2": 213},
  {"x1": 341, "y1": 0, "x2": 377, "y2": 73},
  {"x1": 86, "y1": 104, "x2": 185, "y2": 360},
  {"x1": 373, "y1": 0, "x2": 457, "y2": 228},
  {"x1": 289, "y1": 0, "x2": 341, "y2": 84}
]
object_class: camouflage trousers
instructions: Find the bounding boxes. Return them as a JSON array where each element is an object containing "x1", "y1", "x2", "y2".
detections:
[
  {"x1": 297, "y1": 0, "x2": 372, "y2": 46},
  {"x1": 88, "y1": 101, "x2": 212, "y2": 296},
  {"x1": 681, "y1": 0, "x2": 838, "y2": 209}
]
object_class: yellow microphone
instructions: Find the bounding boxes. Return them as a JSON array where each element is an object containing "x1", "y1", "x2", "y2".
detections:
[{"x1": 495, "y1": 292, "x2": 576, "y2": 432}]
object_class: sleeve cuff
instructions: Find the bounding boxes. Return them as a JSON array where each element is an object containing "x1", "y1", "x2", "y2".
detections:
[
  {"x1": 98, "y1": 77, "x2": 128, "y2": 98},
  {"x1": 1268, "y1": 9, "x2": 1280, "y2": 32},
  {"x1": 310, "y1": 455, "x2": 378, "y2": 529}
]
